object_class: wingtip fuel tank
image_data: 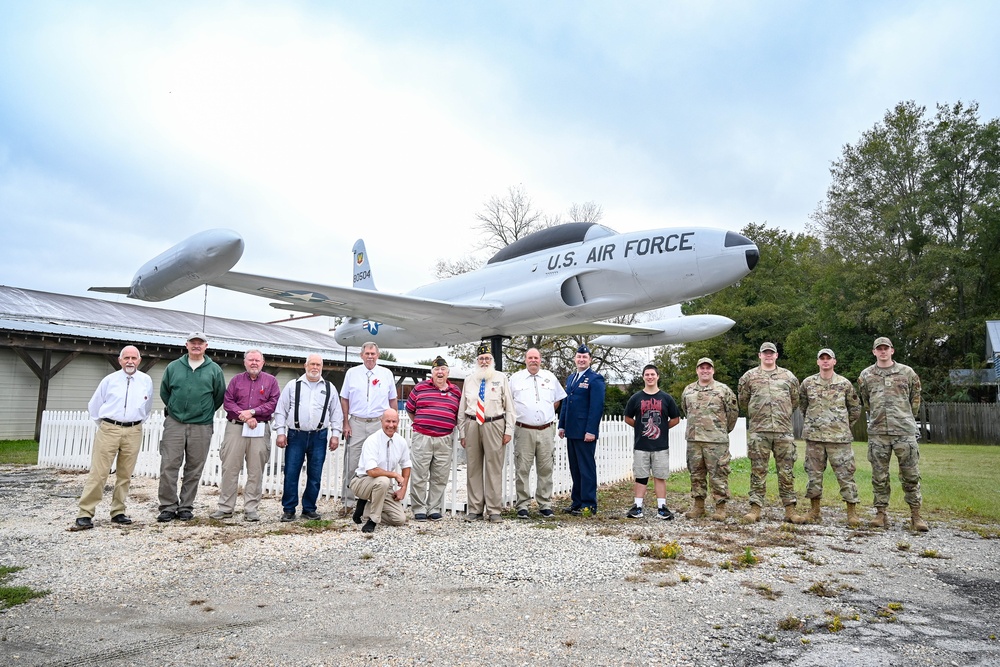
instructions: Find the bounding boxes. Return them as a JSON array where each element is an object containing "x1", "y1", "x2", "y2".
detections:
[{"x1": 127, "y1": 229, "x2": 244, "y2": 301}]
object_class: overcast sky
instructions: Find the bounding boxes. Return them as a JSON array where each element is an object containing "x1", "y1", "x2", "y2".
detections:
[{"x1": 2, "y1": 1, "x2": 998, "y2": 363}]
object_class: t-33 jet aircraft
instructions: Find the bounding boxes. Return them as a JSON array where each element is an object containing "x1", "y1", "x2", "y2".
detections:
[{"x1": 91, "y1": 222, "x2": 758, "y2": 358}]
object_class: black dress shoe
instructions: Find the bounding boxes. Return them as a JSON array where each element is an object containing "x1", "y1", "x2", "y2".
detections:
[
  {"x1": 302, "y1": 510, "x2": 322, "y2": 520},
  {"x1": 352, "y1": 500, "x2": 367, "y2": 525},
  {"x1": 176, "y1": 509, "x2": 194, "y2": 521},
  {"x1": 111, "y1": 514, "x2": 133, "y2": 525},
  {"x1": 157, "y1": 510, "x2": 176, "y2": 523},
  {"x1": 72, "y1": 517, "x2": 93, "y2": 531},
  {"x1": 361, "y1": 518, "x2": 377, "y2": 533}
]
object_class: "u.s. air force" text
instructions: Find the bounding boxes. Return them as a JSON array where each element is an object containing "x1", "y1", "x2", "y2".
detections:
[{"x1": 547, "y1": 232, "x2": 694, "y2": 270}]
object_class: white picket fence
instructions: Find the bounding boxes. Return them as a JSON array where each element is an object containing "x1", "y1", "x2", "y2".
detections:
[{"x1": 38, "y1": 410, "x2": 747, "y2": 514}]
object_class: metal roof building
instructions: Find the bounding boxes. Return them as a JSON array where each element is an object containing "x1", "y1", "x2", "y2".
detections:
[{"x1": 0, "y1": 285, "x2": 432, "y2": 439}]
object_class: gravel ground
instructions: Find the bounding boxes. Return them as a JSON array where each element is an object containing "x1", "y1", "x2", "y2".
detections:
[{"x1": 1, "y1": 465, "x2": 999, "y2": 666}]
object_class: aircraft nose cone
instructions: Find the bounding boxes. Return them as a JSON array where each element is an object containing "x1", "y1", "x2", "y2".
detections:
[{"x1": 745, "y1": 247, "x2": 759, "y2": 271}]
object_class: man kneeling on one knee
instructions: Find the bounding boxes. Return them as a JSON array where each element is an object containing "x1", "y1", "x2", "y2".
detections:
[{"x1": 348, "y1": 409, "x2": 411, "y2": 533}]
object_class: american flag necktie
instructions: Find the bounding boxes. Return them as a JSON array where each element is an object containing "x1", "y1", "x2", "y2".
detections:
[{"x1": 476, "y1": 379, "x2": 486, "y2": 425}]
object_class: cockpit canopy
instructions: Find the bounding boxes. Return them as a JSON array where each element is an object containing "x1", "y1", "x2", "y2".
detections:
[{"x1": 487, "y1": 222, "x2": 618, "y2": 265}]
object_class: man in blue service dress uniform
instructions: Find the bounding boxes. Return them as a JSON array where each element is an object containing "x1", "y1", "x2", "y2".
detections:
[{"x1": 558, "y1": 343, "x2": 606, "y2": 516}]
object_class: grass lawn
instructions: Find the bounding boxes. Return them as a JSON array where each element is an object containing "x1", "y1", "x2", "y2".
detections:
[
  {"x1": 0, "y1": 440, "x2": 38, "y2": 465},
  {"x1": 657, "y1": 442, "x2": 1000, "y2": 524}
]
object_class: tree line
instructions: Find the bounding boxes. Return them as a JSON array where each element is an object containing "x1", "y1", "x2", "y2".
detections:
[{"x1": 658, "y1": 100, "x2": 1000, "y2": 403}]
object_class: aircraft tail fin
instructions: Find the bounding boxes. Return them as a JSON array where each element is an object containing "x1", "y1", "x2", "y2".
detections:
[
  {"x1": 351, "y1": 239, "x2": 378, "y2": 290},
  {"x1": 88, "y1": 286, "x2": 131, "y2": 295}
]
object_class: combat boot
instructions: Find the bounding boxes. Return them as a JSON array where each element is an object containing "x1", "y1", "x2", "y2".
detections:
[
  {"x1": 743, "y1": 504, "x2": 761, "y2": 523},
  {"x1": 845, "y1": 502, "x2": 861, "y2": 528},
  {"x1": 685, "y1": 498, "x2": 706, "y2": 520},
  {"x1": 784, "y1": 504, "x2": 807, "y2": 525},
  {"x1": 871, "y1": 507, "x2": 889, "y2": 529},
  {"x1": 806, "y1": 498, "x2": 822, "y2": 524},
  {"x1": 710, "y1": 501, "x2": 727, "y2": 522},
  {"x1": 910, "y1": 506, "x2": 929, "y2": 532}
]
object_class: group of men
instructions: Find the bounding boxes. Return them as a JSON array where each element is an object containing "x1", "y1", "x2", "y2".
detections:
[
  {"x1": 407, "y1": 342, "x2": 605, "y2": 523},
  {"x1": 677, "y1": 337, "x2": 926, "y2": 531},
  {"x1": 73, "y1": 332, "x2": 926, "y2": 534},
  {"x1": 73, "y1": 335, "x2": 409, "y2": 532}
]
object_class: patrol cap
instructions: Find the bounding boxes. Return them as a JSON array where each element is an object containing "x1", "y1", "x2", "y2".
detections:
[
  {"x1": 696, "y1": 357, "x2": 714, "y2": 367},
  {"x1": 576, "y1": 344, "x2": 591, "y2": 355},
  {"x1": 759, "y1": 342, "x2": 777, "y2": 353},
  {"x1": 431, "y1": 356, "x2": 448, "y2": 367},
  {"x1": 817, "y1": 348, "x2": 836, "y2": 359},
  {"x1": 187, "y1": 331, "x2": 208, "y2": 342},
  {"x1": 873, "y1": 336, "x2": 893, "y2": 349},
  {"x1": 476, "y1": 341, "x2": 492, "y2": 357}
]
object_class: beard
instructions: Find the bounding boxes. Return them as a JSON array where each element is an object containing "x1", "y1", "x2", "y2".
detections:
[{"x1": 472, "y1": 366, "x2": 495, "y2": 383}]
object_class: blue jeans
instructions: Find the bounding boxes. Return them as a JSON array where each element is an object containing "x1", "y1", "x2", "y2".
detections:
[{"x1": 282, "y1": 429, "x2": 328, "y2": 513}]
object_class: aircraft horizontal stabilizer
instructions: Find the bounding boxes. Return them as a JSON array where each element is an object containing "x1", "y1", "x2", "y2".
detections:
[{"x1": 88, "y1": 286, "x2": 131, "y2": 295}]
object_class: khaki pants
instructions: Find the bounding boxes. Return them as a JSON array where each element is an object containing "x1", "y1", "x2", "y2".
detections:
[
  {"x1": 348, "y1": 475, "x2": 407, "y2": 525},
  {"x1": 409, "y1": 431, "x2": 454, "y2": 515},
  {"x1": 514, "y1": 424, "x2": 555, "y2": 511},
  {"x1": 157, "y1": 415, "x2": 215, "y2": 513},
  {"x1": 78, "y1": 421, "x2": 143, "y2": 519},
  {"x1": 342, "y1": 416, "x2": 383, "y2": 509},
  {"x1": 465, "y1": 419, "x2": 506, "y2": 516},
  {"x1": 217, "y1": 421, "x2": 271, "y2": 513}
]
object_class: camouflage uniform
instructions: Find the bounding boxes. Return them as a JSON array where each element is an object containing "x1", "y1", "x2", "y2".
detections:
[
  {"x1": 800, "y1": 372, "x2": 862, "y2": 502},
  {"x1": 857, "y1": 362, "x2": 922, "y2": 508},
  {"x1": 737, "y1": 365, "x2": 800, "y2": 507},
  {"x1": 681, "y1": 380, "x2": 738, "y2": 503}
]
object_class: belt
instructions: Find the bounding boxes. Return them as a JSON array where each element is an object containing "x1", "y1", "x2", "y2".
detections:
[
  {"x1": 102, "y1": 418, "x2": 141, "y2": 428},
  {"x1": 516, "y1": 421, "x2": 552, "y2": 430},
  {"x1": 350, "y1": 416, "x2": 381, "y2": 423},
  {"x1": 468, "y1": 414, "x2": 504, "y2": 424}
]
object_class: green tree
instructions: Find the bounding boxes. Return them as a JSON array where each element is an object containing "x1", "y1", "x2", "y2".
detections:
[{"x1": 812, "y1": 100, "x2": 1000, "y2": 400}]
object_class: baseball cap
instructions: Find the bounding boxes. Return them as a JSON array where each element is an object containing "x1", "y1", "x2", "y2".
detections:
[
  {"x1": 187, "y1": 332, "x2": 208, "y2": 342},
  {"x1": 759, "y1": 342, "x2": 777, "y2": 353},
  {"x1": 696, "y1": 357, "x2": 714, "y2": 367},
  {"x1": 817, "y1": 348, "x2": 836, "y2": 359},
  {"x1": 873, "y1": 336, "x2": 893, "y2": 349}
]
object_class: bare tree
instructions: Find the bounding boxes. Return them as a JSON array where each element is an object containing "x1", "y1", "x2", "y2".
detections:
[
  {"x1": 434, "y1": 257, "x2": 482, "y2": 279},
  {"x1": 568, "y1": 201, "x2": 604, "y2": 223},
  {"x1": 475, "y1": 184, "x2": 544, "y2": 252}
]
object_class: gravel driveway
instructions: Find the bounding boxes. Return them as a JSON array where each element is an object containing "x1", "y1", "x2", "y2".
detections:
[{"x1": 1, "y1": 465, "x2": 998, "y2": 666}]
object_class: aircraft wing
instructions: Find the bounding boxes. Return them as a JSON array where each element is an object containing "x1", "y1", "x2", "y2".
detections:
[
  {"x1": 534, "y1": 321, "x2": 664, "y2": 336},
  {"x1": 210, "y1": 271, "x2": 500, "y2": 324}
]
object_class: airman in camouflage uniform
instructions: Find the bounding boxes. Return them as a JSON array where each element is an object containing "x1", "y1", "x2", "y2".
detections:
[
  {"x1": 680, "y1": 358, "x2": 738, "y2": 521},
  {"x1": 737, "y1": 342, "x2": 803, "y2": 524},
  {"x1": 857, "y1": 336, "x2": 927, "y2": 531},
  {"x1": 800, "y1": 348, "x2": 862, "y2": 526}
]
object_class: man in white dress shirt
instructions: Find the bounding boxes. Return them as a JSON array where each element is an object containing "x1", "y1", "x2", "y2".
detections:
[
  {"x1": 339, "y1": 342, "x2": 397, "y2": 515},
  {"x1": 349, "y1": 409, "x2": 411, "y2": 533},
  {"x1": 273, "y1": 354, "x2": 343, "y2": 522},
  {"x1": 73, "y1": 345, "x2": 154, "y2": 530},
  {"x1": 509, "y1": 348, "x2": 567, "y2": 519}
]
